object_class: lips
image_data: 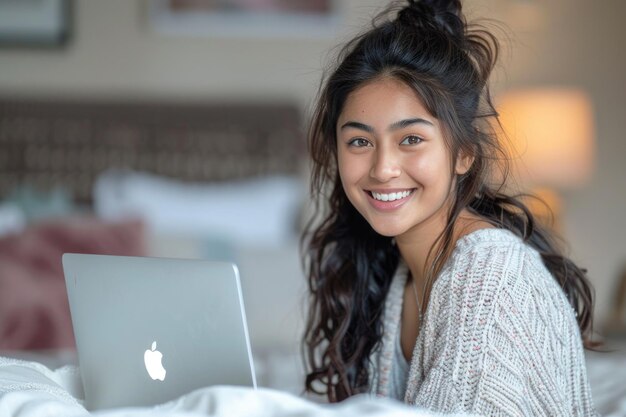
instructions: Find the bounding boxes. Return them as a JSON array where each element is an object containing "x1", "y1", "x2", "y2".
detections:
[{"x1": 365, "y1": 188, "x2": 416, "y2": 211}]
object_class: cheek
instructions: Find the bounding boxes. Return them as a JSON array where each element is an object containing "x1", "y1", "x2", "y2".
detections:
[
  {"x1": 337, "y1": 152, "x2": 350, "y2": 187},
  {"x1": 406, "y1": 152, "x2": 452, "y2": 189},
  {"x1": 337, "y1": 157, "x2": 356, "y2": 205},
  {"x1": 337, "y1": 152, "x2": 366, "y2": 189}
]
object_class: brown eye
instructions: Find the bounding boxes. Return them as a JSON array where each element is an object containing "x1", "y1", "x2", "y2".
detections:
[
  {"x1": 400, "y1": 135, "x2": 423, "y2": 145},
  {"x1": 348, "y1": 138, "x2": 372, "y2": 147}
]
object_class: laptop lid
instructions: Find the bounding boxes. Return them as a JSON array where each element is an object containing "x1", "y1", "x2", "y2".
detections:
[{"x1": 62, "y1": 253, "x2": 256, "y2": 410}]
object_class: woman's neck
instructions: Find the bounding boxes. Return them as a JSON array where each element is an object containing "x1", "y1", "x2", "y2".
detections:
[
  {"x1": 395, "y1": 209, "x2": 494, "y2": 288},
  {"x1": 395, "y1": 211, "x2": 447, "y2": 288}
]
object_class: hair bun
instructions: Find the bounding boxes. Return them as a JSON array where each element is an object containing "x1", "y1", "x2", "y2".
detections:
[{"x1": 398, "y1": 0, "x2": 465, "y2": 41}]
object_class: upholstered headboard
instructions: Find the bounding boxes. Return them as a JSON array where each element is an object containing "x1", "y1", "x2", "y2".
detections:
[{"x1": 0, "y1": 98, "x2": 304, "y2": 202}]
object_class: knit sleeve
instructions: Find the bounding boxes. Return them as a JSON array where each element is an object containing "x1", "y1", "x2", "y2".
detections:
[{"x1": 405, "y1": 240, "x2": 597, "y2": 417}]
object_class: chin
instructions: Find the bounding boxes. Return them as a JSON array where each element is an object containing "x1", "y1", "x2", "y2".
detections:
[{"x1": 368, "y1": 220, "x2": 407, "y2": 238}]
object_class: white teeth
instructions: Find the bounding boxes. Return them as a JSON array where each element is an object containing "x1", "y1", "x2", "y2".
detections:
[{"x1": 371, "y1": 190, "x2": 412, "y2": 202}]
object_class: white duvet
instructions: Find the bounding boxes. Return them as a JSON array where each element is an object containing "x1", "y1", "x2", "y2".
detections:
[{"x1": 0, "y1": 356, "x2": 473, "y2": 417}]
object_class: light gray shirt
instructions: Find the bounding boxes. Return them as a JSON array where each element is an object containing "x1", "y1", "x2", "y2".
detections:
[{"x1": 390, "y1": 324, "x2": 409, "y2": 401}]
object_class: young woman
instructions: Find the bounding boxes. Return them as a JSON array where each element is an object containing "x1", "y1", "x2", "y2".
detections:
[{"x1": 302, "y1": 0, "x2": 598, "y2": 415}]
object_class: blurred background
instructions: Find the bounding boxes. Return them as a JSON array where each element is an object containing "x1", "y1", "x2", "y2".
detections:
[{"x1": 0, "y1": 0, "x2": 624, "y2": 412}]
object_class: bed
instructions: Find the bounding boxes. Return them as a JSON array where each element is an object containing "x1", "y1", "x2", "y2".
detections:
[{"x1": 0, "y1": 97, "x2": 625, "y2": 416}]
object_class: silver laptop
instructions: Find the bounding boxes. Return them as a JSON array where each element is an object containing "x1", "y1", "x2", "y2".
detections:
[{"x1": 62, "y1": 253, "x2": 257, "y2": 410}]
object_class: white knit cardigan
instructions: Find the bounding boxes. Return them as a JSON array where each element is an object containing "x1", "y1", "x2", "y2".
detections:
[{"x1": 368, "y1": 228, "x2": 598, "y2": 416}]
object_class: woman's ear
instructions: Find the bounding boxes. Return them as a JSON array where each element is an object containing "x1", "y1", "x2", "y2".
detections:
[{"x1": 454, "y1": 150, "x2": 475, "y2": 176}]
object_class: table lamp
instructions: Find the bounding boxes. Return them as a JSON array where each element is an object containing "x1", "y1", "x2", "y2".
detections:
[{"x1": 497, "y1": 88, "x2": 595, "y2": 233}]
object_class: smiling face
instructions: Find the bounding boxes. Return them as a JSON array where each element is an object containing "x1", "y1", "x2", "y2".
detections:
[{"x1": 336, "y1": 78, "x2": 471, "y2": 240}]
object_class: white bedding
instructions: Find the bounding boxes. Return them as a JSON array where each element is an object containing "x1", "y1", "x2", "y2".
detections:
[
  {"x1": 2, "y1": 352, "x2": 626, "y2": 417},
  {"x1": 0, "y1": 356, "x2": 475, "y2": 417}
]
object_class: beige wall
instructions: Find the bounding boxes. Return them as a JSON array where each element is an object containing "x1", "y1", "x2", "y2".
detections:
[
  {"x1": 0, "y1": 0, "x2": 384, "y2": 107},
  {"x1": 1, "y1": 0, "x2": 624, "y2": 327}
]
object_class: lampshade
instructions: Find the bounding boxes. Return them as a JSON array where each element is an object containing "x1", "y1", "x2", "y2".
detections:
[{"x1": 497, "y1": 88, "x2": 595, "y2": 189}]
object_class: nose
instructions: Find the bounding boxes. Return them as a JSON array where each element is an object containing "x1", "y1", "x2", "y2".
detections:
[{"x1": 370, "y1": 147, "x2": 401, "y2": 182}]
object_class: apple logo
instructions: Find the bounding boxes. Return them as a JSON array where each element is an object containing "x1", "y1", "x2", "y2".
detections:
[{"x1": 144, "y1": 341, "x2": 167, "y2": 381}]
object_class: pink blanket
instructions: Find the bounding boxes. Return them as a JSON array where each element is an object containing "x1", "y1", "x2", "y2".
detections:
[{"x1": 0, "y1": 217, "x2": 145, "y2": 350}]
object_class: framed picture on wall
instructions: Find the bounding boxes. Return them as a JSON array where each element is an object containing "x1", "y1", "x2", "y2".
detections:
[
  {"x1": 0, "y1": 0, "x2": 71, "y2": 47},
  {"x1": 148, "y1": 0, "x2": 342, "y2": 39}
]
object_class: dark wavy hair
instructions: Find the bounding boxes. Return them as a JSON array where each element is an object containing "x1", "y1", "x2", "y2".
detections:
[{"x1": 302, "y1": 0, "x2": 596, "y2": 403}]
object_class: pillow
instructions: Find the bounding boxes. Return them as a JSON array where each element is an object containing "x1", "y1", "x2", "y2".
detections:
[
  {"x1": 93, "y1": 169, "x2": 304, "y2": 247},
  {"x1": 0, "y1": 217, "x2": 145, "y2": 350}
]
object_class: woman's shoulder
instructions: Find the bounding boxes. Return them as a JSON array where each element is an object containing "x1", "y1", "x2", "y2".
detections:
[
  {"x1": 454, "y1": 226, "x2": 526, "y2": 253},
  {"x1": 430, "y1": 226, "x2": 557, "y2": 303},
  {"x1": 426, "y1": 227, "x2": 579, "y2": 344},
  {"x1": 434, "y1": 227, "x2": 569, "y2": 318},
  {"x1": 449, "y1": 226, "x2": 542, "y2": 272}
]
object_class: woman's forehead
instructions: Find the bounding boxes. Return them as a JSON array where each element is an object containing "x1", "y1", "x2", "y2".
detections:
[{"x1": 338, "y1": 78, "x2": 438, "y2": 128}]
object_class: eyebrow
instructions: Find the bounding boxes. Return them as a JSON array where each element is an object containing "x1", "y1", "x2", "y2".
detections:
[{"x1": 339, "y1": 118, "x2": 434, "y2": 133}]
